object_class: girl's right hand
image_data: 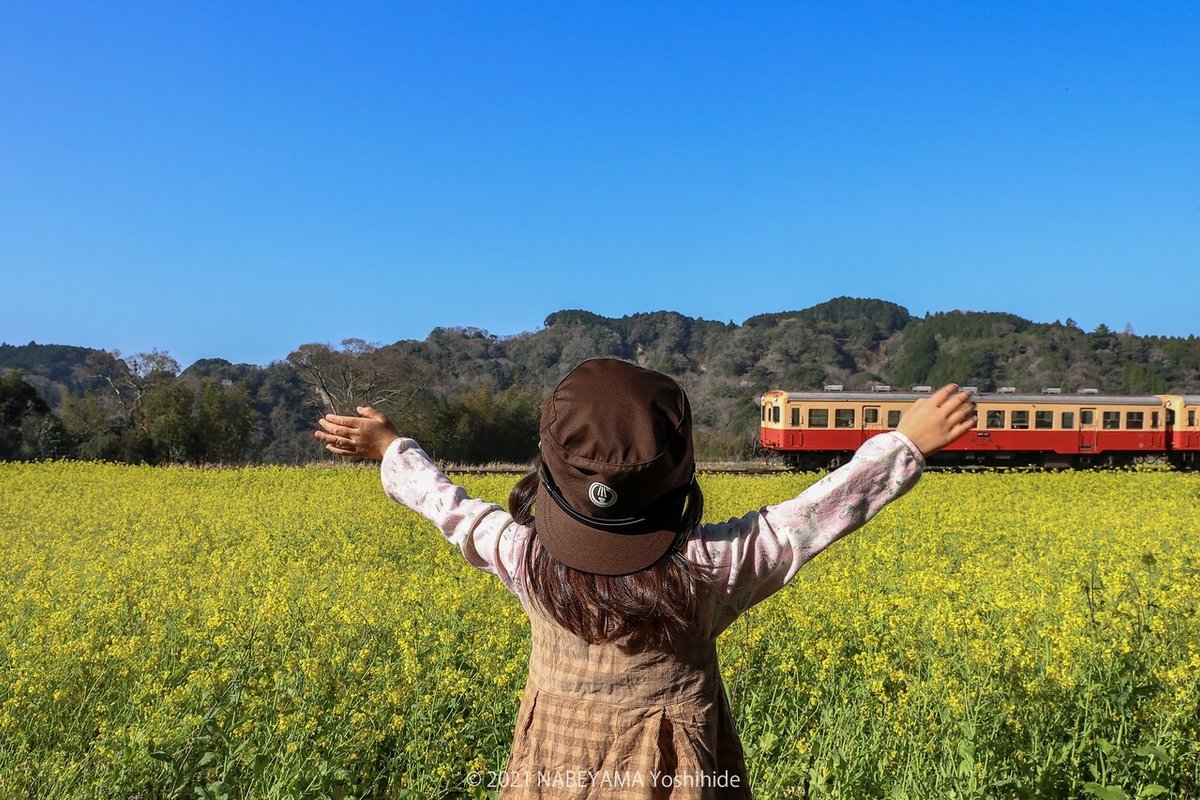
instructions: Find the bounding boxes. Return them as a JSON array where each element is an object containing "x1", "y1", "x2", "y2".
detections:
[
  {"x1": 896, "y1": 384, "x2": 977, "y2": 457},
  {"x1": 315, "y1": 406, "x2": 401, "y2": 461}
]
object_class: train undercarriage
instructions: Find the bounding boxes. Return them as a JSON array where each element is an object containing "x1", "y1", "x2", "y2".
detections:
[{"x1": 773, "y1": 449, "x2": 1194, "y2": 471}]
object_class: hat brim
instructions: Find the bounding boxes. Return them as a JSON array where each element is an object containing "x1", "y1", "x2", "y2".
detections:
[{"x1": 534, "y1": 480, "x2": 680, "y2": 576}]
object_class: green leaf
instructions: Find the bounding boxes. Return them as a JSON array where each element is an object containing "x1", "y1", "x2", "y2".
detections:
[
  {"x1": 1083, "y1": 783, "x2": 1130, "y2": 800},
  {"x1": 1133, "y1": 745, "x2": 1169, "y2": 763},
  {"x1": 252, "y1": 752, "x2": 271, "y2": 782},
  {"x1": 1138, "y1": 785, "x2": 1169, "y2": 799}
]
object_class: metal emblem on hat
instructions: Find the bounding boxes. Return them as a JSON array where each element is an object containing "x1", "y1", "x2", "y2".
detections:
[{"x1": 588, "y1": 482, "x2": 617, "y2": 508}]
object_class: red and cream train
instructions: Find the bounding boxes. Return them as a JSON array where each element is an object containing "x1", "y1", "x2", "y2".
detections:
[{"x1": 759, "y1": 386, "x2": 1200, "y2": 469}]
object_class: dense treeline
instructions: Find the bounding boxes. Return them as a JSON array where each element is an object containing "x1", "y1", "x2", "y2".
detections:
[{"x1": 3, "y1": 297, "x2": 1199, "y2": 464}]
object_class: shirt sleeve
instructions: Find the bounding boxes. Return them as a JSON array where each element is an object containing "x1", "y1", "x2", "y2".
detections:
[
  {"x1": 379, "y1": 437, "x2": 530, "y2": 597},
  {"x1": 690, "y1": 430, "x2": 925, "y2": 635}
]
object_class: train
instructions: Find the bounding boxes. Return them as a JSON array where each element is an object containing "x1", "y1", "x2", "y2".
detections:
[{"x1": 759, "y1": 385, "x2": 1200, "y2": 470}]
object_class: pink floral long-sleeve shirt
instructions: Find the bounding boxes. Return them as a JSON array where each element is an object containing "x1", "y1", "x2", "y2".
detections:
[{"x1": 380, "y1": 430, "x2": 924, "y2": 638}]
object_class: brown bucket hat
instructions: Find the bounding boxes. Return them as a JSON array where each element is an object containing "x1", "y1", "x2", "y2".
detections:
[{"x1": 535, "y1": 358, "x2": 696, "y2": 576}]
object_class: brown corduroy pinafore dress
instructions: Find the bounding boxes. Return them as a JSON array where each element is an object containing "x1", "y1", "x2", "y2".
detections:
[{"x1": 499, "y1": 605, "x2": 751, "y2": 799}]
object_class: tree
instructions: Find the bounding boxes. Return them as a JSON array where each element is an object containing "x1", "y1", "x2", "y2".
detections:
[
  {"x1": 85, "y1": 349, "x2": 181, "y2": 434},
  {"x1": 59, "y1": 390, "x2": 123, "y2": 460},
  {"x1": 889, "y1": 324, "x2": 940, "y2": 386},
  {"x1": 0, "y1": 370, "x2": 64, "y2": 459},
  {"x1": 288, "y1": 340, "x2": 420, "y2": 415},
  {"x1": 142, "y1": 381, "x2": 196, "y2": 462},
  {"x1": 1089, "y1": 324, "x2": 1117, "y2": 352},
  {"x1": 428, "y1": 386, "x2": 539, "y2": 464},
  {"x1": 194, "y1": 380, "x2": 256, "y2": 463},
  {"x1": 251, "y1": 363, "x2": 323, "y2": 464}
]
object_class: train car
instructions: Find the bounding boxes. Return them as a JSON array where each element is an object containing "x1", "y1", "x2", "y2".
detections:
[
  {"x1": 1160, "y1": 395, "x2": 1200, "y2": 468},
  {"x1": 760, "y1": 387, "x2": 1176, "y2": 469}
]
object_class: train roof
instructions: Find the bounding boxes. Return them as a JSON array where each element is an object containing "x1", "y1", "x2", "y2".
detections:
[{"x1": 769, "y1": 390, "x2": 1164, "y2": 405}]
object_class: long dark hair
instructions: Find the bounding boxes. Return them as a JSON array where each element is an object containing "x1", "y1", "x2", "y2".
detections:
[{"x1": 508, "y1": 454, "x2": 711, "y2": 649}]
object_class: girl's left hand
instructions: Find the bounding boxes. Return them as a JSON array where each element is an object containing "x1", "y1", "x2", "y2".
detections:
[{"x1": 315, "y1": 406, "x2": 401, "y2": 461}]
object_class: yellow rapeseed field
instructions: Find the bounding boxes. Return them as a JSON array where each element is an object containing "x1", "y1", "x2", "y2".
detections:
[{"x1": 1, "y1": 462, "x2": 1197, "y2": 799}]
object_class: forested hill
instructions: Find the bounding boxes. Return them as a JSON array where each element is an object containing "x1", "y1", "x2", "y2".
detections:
[{"x1": 3, "y1": 297, "x2": 1199, "y2": 464}]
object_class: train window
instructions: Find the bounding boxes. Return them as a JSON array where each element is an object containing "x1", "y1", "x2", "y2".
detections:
[
  {"x1": 761, "y1": 404, "x2": 767, "y2": 422},
  {"x1": 1102, "y1": 411, "x2": 1120, "y2": 430},
  {"x1": 864, "y1": 408, "x2": 879, "y2": 424},
  {"x1": 1011, "y1": 410, "x2": 1029, "y2": 429},
  {"x1": 809, "y1": 408, "x2": 828, "y2": 428},
  {"x1": 1035, "y1": 411, "x2": 1053, "y2": 429},
  {"x1": 1080, "y1": 410, "x2": 1094, "y2": 426},
  {"x1": 887, "y1": 410, "x2": 901, "y2": 427},
  {"x1": 835, "y1": 408, "x2": 855, "y2": 428},
  {"x1": 1125, "y1": 412, "x2": 1144, "y2": 430},
  {"x1": 1189, "y1": 410, "x2": 1196, "y2": 427},
  {"x1": 772, "y1": 406, "x2": 781, "y2": 424},
  {"x1": 1062, "y1": 411, "x2": 1075, "y2": 429},
  {"x1": 1151, "y1": 411, "x2": 1159, "y2": 429},
  {"x1": 791, "y1": 407, "x2": 800, "y2": 427},
  {"x1": 986, "y1": 410, "x2": 1005, "y2": 429}
]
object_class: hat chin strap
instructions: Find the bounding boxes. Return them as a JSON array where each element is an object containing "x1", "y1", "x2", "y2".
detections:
[{"x1": 539, "y1": 465, "x2": 695, "y2": 533}]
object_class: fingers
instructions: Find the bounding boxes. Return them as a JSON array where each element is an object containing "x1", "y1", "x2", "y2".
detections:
[
  {"x1": 315, "y1": 410, "x2": 385, "y2": 458},
  {"x1": 948, "y1": 416, "x2": 977, "y2": 441},
  {"x1": 908, "y1": 387, "x2": 975, "y2": 421},
  {"x1": 944, "y1": 388, "x2": 974, "y2": 410},
  {"x1": 315, "y1": 429, "x2": 355, "y2": 449},
  {"x1": 357, "y1": 405, "x2": 386, "y2": 421},
  {"x1": 930, "y1": 383, "x2": 959, "y2": 406},
  {"x1": 946, "y1": 394, "x2": 977, "y2": 421},
  {"x1": 941, "y1": 390, "x2": 977, "y2": 445},
  {"x1": 318, "y1": 418, "x2": 357, "y2": 437}
]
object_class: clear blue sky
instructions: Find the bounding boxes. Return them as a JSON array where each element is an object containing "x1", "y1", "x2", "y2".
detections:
[{"x1": 3, "y1": 1, "x2": 1197, "y2": 367}]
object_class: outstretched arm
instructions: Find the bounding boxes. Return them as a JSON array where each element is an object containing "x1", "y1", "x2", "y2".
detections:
[
  {"x1": 695, "y1": 384, "x2": 975, "y2": 635},
  {"x1": 314, "y1": 407, "x2": 529, "y2": 596}
]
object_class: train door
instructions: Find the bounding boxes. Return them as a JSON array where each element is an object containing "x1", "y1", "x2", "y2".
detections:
[
  {"x1": 1079, "y1": 407, "x2": 1098, "y2": 453},
  {"x1": 862, "y1": 405, "x2": 883, "y2": 445},
  {"x1": 789, "y1": 404, "x2": 802, "y2": 449}
]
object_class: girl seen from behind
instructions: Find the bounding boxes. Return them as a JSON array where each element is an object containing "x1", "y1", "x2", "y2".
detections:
[{"x1": 315, "y1": 358, "x2": 976, "y2": 799}]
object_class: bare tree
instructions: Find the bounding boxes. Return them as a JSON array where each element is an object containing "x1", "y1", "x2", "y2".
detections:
[
  {"x1": 287, "y1": 339, "x2": 421, "y2": 416},
  {"x1": 85, "y1": 348, "x2": 181, "y2": 432}
]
